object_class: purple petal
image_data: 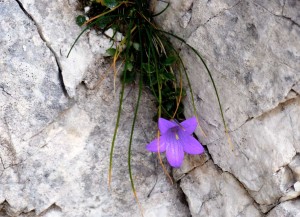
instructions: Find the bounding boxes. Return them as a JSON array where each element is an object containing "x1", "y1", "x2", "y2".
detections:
[
  {"x1": 179, "y1": 132, "x2": 204, "y2": 154},
  {"x1": 146, "y1": 136, "x2": 167, "y2": 152},
  {"x1": 166, "y1": 140, "x2": 184, "y2": 168},
  {"x1": 180, "y1": 117, "x2": 198, "y2": 135},
  {"x1": 158, "y1": 118, "x2": 177, "y2": 134}
]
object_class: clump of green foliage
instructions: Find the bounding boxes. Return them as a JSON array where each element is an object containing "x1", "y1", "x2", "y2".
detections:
[
  {"x1": 71, "y1": 0, "x2": 187, "y2": 121},
  {"x1": 69, "y1": 0, "x2": 227, "y2": 209}
]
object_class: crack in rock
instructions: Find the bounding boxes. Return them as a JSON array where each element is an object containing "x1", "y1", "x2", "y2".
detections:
[
  {"x1": 184, "y1": 97, "x2": 300, "y2": 213},
  {"x1": 0, "y1": 200, "x2": 62, "y2": 216},
  {"x1": 14, "y1": 0, "x2": 69, "y2": 97},
  {"x1": 0, "y1": 86, "x2": 12, "y2": 97},
  {"x1": 186, "y1": 0, "x2": 243, "y2": 41},
  {"x1": 0, "y1": 200, "x2": 34, "y2": 216},
  {"x1": 200, "y1": 93, "x2": 299, "y2": 149},
  {"x1": 219, "y1": 168, "x2": 263, "y2": 211},
  {"x1": 178, "y1": 140, "x2": 265, "y2": 214},
  {"x1": 180, "y1": 158, "x2": 265, "y2": 216},
  {"x1": 38, "y1": 203, "x2": 63, "y2": 216},
  {"x1": 24, "y1": 103, "x2": 76, "y2": 143},
  {"x1": 253, "y1": 1, "x2": 300, "y2": 28},
  {"x1": 202, "y1": 0, "x2": 242, "y2": 26},
  {"x1": 210, "y1": 91, "x2": 300, "y2": 143}
]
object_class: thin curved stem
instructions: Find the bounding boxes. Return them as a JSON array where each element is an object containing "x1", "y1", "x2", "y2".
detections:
[{"x1": 158, "y1": 30, "x2": 228, "y2": 134}]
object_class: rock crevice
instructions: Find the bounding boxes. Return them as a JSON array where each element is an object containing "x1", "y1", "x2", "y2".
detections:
[{"x1": 14, "y1": 0, "x2": 68, "y2": 97}]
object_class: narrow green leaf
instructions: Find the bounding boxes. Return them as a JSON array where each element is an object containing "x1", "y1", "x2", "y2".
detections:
[
  {"x1": 162, "y1": 56, "x2": 177, "y2": 66},
  {"x1": 160, "y1": 71, "x2": 175, "y2": 81},
  {"x1": 105, "y1": 48, "x2": 116, "y2": 56},
  {"x1": 96, "y1": 16, "x2": 112, "y2": 29},
  {"x1": 159, "y1": 29, "x2": 228, "y2": 133},
  {"x1": 126, "y1": 62, "x2": 133, "y2": 71},
  {"x1": 142, "y1": 63, "x2": 155, "y2": 73},
  {"x1": 151, "y1": 3, "x2": 170, "y2": 17},
  {"x1": 121, "y1": 70, "x2": 135, "y2": 84},
  {"x1": 103, "y1": 0, "x2": 118, "y2": 8},
  {"x1": 108, "y1": 81, "x2": 125, "y2": 185},
  {"x1": 133, "y1": 42, "x2": 140, "y2": 51},
  {"x1": 67, "y1": 19, "x2": 99, "y2": 57},
  {"x1": 109, "y1": 19, "x2": 133, "y2": 186}
]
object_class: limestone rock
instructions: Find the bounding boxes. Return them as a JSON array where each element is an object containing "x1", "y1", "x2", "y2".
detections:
[
  {"x1": 289, "y1": 154, "x2": 300, "y2": 180},
  {"x1": 0, "y1": 0, "x2": 190, "y2": 216},
  {"x1": 18, "y1": 0, "x2": 112, "y2": 97},
  {"x1": 0, "y1": 0, "x2": 70, "y2": 149},
  {"x1": 156, "y1": 0, "x2": 300, "y2": 214},
  {"x1": 180, "y1": 160, "x2": 262, "y2": 217},
  {"x1": 2, "y1": 0, "x2": 300, "y2": 215},
  {"x1": 267, "y1": 199, "x2": 300, "y2": 217},
  {"x1": 173, "y1": 153, "x2": 209, "y2": 181},
  {"x1": 208, "y1": 98, "x2": 300, "y2": 209}
]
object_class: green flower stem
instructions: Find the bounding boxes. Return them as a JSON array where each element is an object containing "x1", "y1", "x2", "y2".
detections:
[
  {"x1": 158, "y1": 30, "x2": 228, "y2": 133},
  {"x1": 128, "y1": 23, "x2": 143, "y2": 202},
  {"x1": 109, "y1": 20, "x2": 134, "y2": 185}
]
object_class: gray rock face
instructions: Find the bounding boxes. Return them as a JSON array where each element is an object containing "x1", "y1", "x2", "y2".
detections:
[
  {"x1": 0, "y1": 0, "x2": 70, "y2": 153},
  {"x1": 0, "y1": 0, "x2": 189, "y2": 216},
  {"x1": 18, "y1": 0, "x2": 111, "y2": 98},
  {"x1": 267, "y1": 199, "x2": 300, "y2": 217},
  {"x1": 2, "y1": 0, "x2": 300, "y2": 216},
  {"x1": 180, "y1": 160, "x2": 262, "y2": 217},
  {"x1": 155, "y1": 0, "x2": 300, "y2": 215}
]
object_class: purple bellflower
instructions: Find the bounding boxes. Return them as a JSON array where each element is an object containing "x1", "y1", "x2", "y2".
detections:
[{"x1": 146, "y1": 117, "x2": 204, "y2": 168}]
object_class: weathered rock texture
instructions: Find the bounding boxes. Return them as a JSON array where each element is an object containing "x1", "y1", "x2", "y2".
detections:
[
  {"x1": 0, "y1": 0, "x2": 190, "y2": 216},
  {"x1": 2, "y1": 0, "x2": 300, "y2": 216},
  {"x1": 155, "y1": 0, "x2": 300, "y2": 216}
]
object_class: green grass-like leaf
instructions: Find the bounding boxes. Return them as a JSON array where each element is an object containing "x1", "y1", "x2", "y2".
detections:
[
  {"x1": 103, "y1": 0, "x2": 119, "y2": 8},
  {"x1": 127, "y1": 24, "x2": 144, "y2": 212},
  {"x1": 158, "y1": 29, "x2": 228, "y2": 133},
  {"x1": 109, "y1": 19, "x2": 134, "y2": 185}
]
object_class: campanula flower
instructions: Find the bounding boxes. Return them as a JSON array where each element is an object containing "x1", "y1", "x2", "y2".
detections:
[{"x1": 146, "y1": 117, "x2": 204, "y2": 168}]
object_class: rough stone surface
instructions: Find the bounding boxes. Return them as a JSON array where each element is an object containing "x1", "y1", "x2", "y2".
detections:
[
  {"x1": 289, "y1": 155, "x2": 300, "y2": 180},
  {"x1": 0, "y1": 0, "x2": 70, "y2": 150},
  {"x1": 18, "y1": 0, "x2": 112, "y2": 97},
  {"x1": 0, "y1": 0, "x2": 190, "y2": 216},
  {"x1": 2, "y1": 0, "x2": 300, "y2": 216},
  {"x1": 267, "y1": 199, "x2": 300, "y2": 217},
  {"x1": 180, "y1": 160, "x2": 262, "y2": 217},
  {"x1": 155, "y1": 0, "x2": 300, "y2": 215},
  {"x1": 208, "y1": 98, "x2": 300, "y2": 210}
]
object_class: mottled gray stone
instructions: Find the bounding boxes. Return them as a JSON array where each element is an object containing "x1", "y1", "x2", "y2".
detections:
[
  {"x1": 180, "y1": 160, "x2": 262, "y2": 217},
  {"x1": 0, "y1": 0, "x2": 70, "y2": 148},
  {"x1": 267, "y1": 199, "x2": 300, "y2": 217},
  {"x1": 182, "y1": 0, "x2": 300, "y2": 135},
  {"x1": 208, "y1": 98, "x2": 300, "y2": 208},
  {"x1": 253, "y1": 0, "x2": 300, "y2": 26},
  {"x1": 2, "y1": 0, "x2": 300, "y2": 215},
  {"x1": 173, "y1": 153, "x2": 209, "y2": 181},
  {"x1": 292, "y1": 83, "x2": 300, "y2": 95},
  {"x1": 0, "y1": 0, "x2": 190, "y2": 216},
  {"x1": 156, "y1": 0, "x2": 300, "y2": 214},
  {"x1": 18, "y1": 0, "x2": 112, "y2": 97},
  {"x1": 289, "y1": 155, "x2": 300, "y2": 180}
]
